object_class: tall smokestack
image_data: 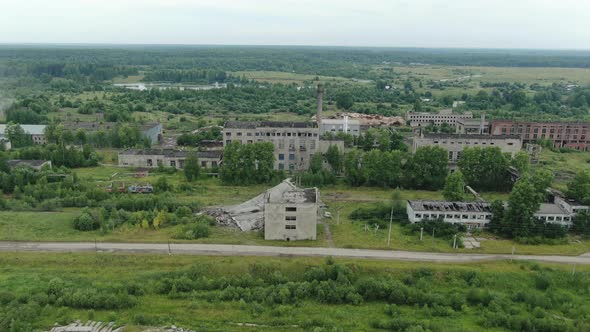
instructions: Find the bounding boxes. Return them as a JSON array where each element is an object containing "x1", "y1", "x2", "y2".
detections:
[{"x1": 316, "y1": 83, "x2": 324, "y2": 126}]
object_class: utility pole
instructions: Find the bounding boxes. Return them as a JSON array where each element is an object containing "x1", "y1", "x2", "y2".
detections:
[
  {"x1": 572, "y1": 263, "x2": 576, "y2": 276},
  {"x1": 453, "y1": 234, "x2": 457, "y2": 249},
  {"x1": 168, "y1": 240, "x2": 172, "y2": 256},
  {"x1": 387, "y1": 206, "x2": 393, "y2": 247},
  {"x1": 432, "y1": 228, "x2": 435, "y2": 247},
  {"x1": 420, "y1": 227, "x2": 423, "y2": 241}
]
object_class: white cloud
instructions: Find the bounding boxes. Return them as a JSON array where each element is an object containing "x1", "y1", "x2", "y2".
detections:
[{"x1": 0, "y1": 0, "x2": 589, "y2": 48}]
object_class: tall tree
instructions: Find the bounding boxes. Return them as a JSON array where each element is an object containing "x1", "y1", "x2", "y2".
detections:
[
  {"x1": 443, "y1": 171, "x2": 466, "y2": 201},
  {"x1": 184, "y1": 154, "x2": 201, "y2": 182},
  {"x1": 458, "y1": 147, "x2": 510, "y2": 191},
  {"x1": 335, "y1": 92, "x2": 354, "y2": 110},
  {"x1": 406, "y1": 146, "x2": 448, "y2": 190},
  {"x1": 510, "y1": 151, "x2": 530, "y2": 174},
  {"x1": 325, "y1": 144, "x2": 343, "y2": 174},
  {"x1": 504, "y1": 176, "x2": 542, "y2": 238},
  {"x1": 566, "y1": 171, "x2": 590, "y2": 205},
  {"x1": 344, "y1": 149, "x2": 365, "y2": 186}
]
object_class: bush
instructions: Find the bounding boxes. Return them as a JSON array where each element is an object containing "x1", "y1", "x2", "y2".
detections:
[
  {"x1": 175, "y1": 221, "x2": 210, "y2": 240},
  {"x1": 73, "y1": 211, "x2": 99, "y2": 231}
]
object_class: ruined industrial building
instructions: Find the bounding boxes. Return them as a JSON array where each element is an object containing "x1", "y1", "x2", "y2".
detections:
[{"x1": 207, "y1": 179, "x2": 319, "y2": 241}]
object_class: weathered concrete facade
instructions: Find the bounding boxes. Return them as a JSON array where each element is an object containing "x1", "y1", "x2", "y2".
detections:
[
  {"x1": 223, "y1": 121, "x2": 321, "y2": 171},
  {"x1": 319, "y1": 117, "x2": 361, "y2": 136},
  {"x1": 264, "y1": 184, "x2": 319, "y2": 241},
  {"x1": 118, "y1": 149, "x2": 221, "y2": 169},
  {"x1": 412, "y1": 134, "x2": 522, "y2": 164},
  {"x1": 407, "y1": 109, "x2": 473, "y2": 127},
  {"x1": 407, "y1": 200, "x2": 492, "y2": 230}
]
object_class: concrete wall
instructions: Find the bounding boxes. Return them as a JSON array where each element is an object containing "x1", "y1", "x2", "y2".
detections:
[
  {"x1": 412, "y1": 135, "x2": 522, "y2": 163},
  {"x1": 142, "y1": 124, "x2": 163, "y2": 144},
  {"x1": 407, "y1": 204, "x2": 490, "y2": 229},
  {"x1": 264, "y1": 202, "x2": 318, "y2": 241},
  {"x1": 224, "y1": 127, "x2": 320, "y2": 171},
  {"x1": 118, "y1": 153, "x2": 186, "y2": 169}
]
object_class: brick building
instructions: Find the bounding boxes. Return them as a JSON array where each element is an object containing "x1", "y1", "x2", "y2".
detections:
[{"x1": 490, "y1": 120, "x2": 590, "y2": 151}]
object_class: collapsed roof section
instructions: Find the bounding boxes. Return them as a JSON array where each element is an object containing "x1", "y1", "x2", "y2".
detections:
[{"x1": 207, "y1": 179, "x2": 313, "y2": 231}]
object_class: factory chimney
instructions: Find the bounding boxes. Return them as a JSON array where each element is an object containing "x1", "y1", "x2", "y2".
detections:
[{"x1": 316, "y1": 83, "x2": 324, "y2": 126}]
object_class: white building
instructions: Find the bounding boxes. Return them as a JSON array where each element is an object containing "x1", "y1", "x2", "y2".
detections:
[
  {"x1": 412, "y1": 134, "x2": 522, "y2": 164},
  {"x1": 407, "y1": 200, "x2": 492, "y2": 230},
  {"x1": 534, "y1": 191, "x2": 589, "y2": 227},
  {"x1": 319, "y1": 117, "x2": 361, "y2": 136},
  {"x1": 406, "y1": 109, "x2": 473, "y2": 127},
  {"x1": 0, "y1": 124, "x2": 47, "y2": 145}
]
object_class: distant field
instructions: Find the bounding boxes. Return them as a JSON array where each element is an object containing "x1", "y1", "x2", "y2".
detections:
[
  {"x1": 385, "y1": 65, "x2": 590, "y2": 85},
  {"x1": 534, "y1": 149, "x2": 590, "y2": 188},
  {"x1": 233, "y1": 70, "x2": 362, "y2": 84}
]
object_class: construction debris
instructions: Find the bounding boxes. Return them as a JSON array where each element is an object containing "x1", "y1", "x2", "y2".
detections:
[
  {"x1": 48, "y1": 320, "x2": 122, "y2": 332},
  {"x1": 334, "y1": 112, "x2": 405, "y2": 127},
  {"x1": 206, "y1": 179, "x2": 305, "y2": 231}
]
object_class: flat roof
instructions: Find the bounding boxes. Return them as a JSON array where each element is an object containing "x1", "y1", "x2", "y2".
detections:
[
  {"x1": 7, "y1": 159, "x2": 50, "y2": 168},
  {"x1": 536, "y1": 203, "x2": 567, "y2": 215},
  {"x1": 120, "y1": 149, "x2": 188, "y2": 157},
  {"x1": 408, "y1": 200, "x2": 491, "y2": 213},
  {"x1": 225, "y1": 121, "x2": 316, "y2": 129},
  {"x1": 421, "y1": 133, "x2": 520, "y2": 140},
  {"x1": 321, "y1": 119, "x2": 361, "y2": 125},
  {"x1": 0, "y1": 124, "x2": 46, "y2": 135}
]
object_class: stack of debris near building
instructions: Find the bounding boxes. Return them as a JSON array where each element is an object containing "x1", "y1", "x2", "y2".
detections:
[
  {"x1": 47, "y1": 320, "x2": 122, "y2": 332},
  {"x1": 207, "y1": 179, "x2": 319, "y2": 241}
]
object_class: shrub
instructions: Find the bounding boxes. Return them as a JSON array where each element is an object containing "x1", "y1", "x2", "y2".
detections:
[{"x1": 73, "y1": 211, "x2": 99, "y2": 231}]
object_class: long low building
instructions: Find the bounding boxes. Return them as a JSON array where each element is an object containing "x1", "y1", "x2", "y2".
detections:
[
  {"x1": 0, "y1": 124, "x2": 47, "y2": 145},
  {"x1": 118, "y1": 149, "x2": 222, "y2": 169},
  {"x1": 412, "y1": 133, "x2": 522, "y2": 164},
  {"x1": 408, "y1": 191, "x2": 589, "y2": 230},
  {"x1": 490, "y1": 120, "x2": 590, "y2": 151},
  {"x1": 407, "y1": 109, "x2": 473, "y2": 127},
  {"x1": 407, "y1": 200, "x2": 492, "y2": 230}
]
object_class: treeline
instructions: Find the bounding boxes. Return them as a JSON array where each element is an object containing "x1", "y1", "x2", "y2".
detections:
[
  {"x1": 45, "y1": 123, "x2": 150, "y2": 148},
  {"x1": 220, "y1": 142, "x2": 278, "y2": 185},
  {"x1": 144, "y1": 69, "x2": 232, "y2": 84}
]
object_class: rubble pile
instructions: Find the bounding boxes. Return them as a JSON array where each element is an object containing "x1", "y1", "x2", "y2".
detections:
[
  {"x1": 205, "y1": 180, "x2": 299, "y2": 231},
  {"x1": 48, "y1": 320, "x2": 122, "y2": 332}
]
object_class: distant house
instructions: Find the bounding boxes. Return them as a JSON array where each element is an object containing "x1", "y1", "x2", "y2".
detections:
[
  {"x1": 118, "y1": 149, "x2": 221, "y2": 169},
  {"x1": 0, "y1": 124, "x2": 47, "y2": 145},
  {"x1": 7, "y1": 159, "x2": 52, "y2": 171}
]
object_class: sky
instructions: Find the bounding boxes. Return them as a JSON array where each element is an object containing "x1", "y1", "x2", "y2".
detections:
[{"x1": 1, "y1": 0, "x2": 589, "y2": 49}]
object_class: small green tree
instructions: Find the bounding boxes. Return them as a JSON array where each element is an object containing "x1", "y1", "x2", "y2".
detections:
[
  {"x1": 567, "y1": 171, "x2": 590, "y2": 205},
  {"x1": 335, "y1": 92, "x2": 354, "y2": 110},
  {"x1": 184, "y1": 154, "x2": 201, "y2": 182},
  {"x1": 325, "y1": 144, "x2": 343, "y2": 174},
  {"x1": 443, "y1": 171, "x2": 466, "y2": 201}
]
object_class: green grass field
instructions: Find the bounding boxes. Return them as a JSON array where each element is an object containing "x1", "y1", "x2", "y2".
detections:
[{"x1": 0, "y1": 252, "x2": 588, "y2": 331}]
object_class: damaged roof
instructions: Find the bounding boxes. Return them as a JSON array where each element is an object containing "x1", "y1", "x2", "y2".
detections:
[{"x1": 408, "y1": 200, "x2": 491, "y2": 213}]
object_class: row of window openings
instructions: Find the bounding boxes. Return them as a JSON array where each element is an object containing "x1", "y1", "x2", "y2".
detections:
[
  {"x1": 537, "y1": 215, "x2": 571, "y2": 222},
  {"x1": 415, "y1": 213, "x2": 491, "y2": 220},
  {"x1": 502, "y1": 127, "x2": 588, "y2": 135},
  {"x1": 226, "y1": 140, "x2": 315, "y2": 150},
  {"x1": 227, "y1": 132, "x2": 318, "y2": 137},
  {"x1": 433, "y1": 140, "x2": 501, "y2": 146}
]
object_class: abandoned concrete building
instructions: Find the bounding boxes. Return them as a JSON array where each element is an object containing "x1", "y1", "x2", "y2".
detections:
[
  {"x1": 534, "y1": 189, "x2": 589, "y2": 227},
  {"x1": 412, "y1": 133, "x2": 522, "y2": 165},
  {"x1": 64, "y1": 122, "x2": 163, "y2": 144},
  {"x1": 319, "y1": 116, "x2": 361, "y2": 136},
  {"x1": 455, "y1": 114, "x2": 489, "y2": 135},
  {"x1": 208, "y1": 179, "x2": 319, "y2": 241},
  {"x1": 406, "y1": 109, "x2": 473, "y2": 127},
  {"x1": 118, "y1": 149, "x2": 221, "y2": 169},
  {"x1": 264, "y1": 182, "x2": 319, "y2": 241},
  {"x1": 490, "y1": 120, "x2": 590, "y2": 151},
  {"x1": 7, "y1": 159, "x2": 52, "y2": 171},
  {"x1": 0, "y1": 124, "x2": 47, "y2": 145},
  {"x1": 407, "y1": 200, "x2": 493, "y2": 230}
]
